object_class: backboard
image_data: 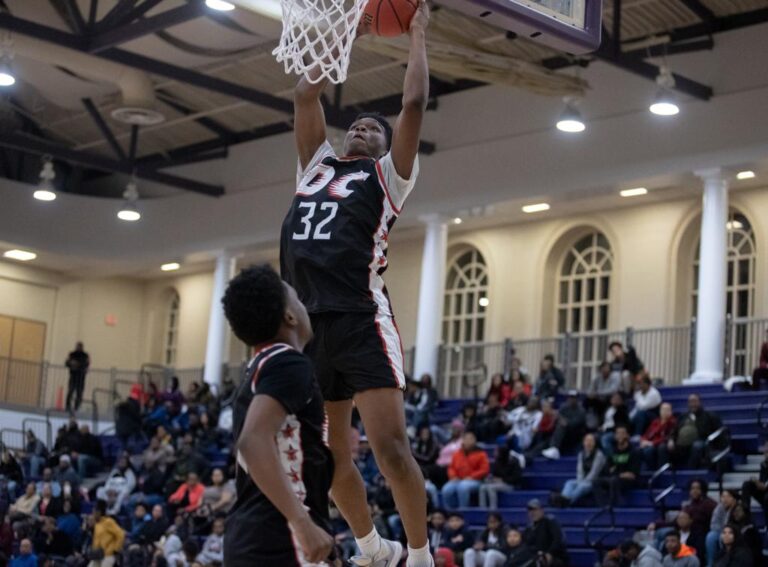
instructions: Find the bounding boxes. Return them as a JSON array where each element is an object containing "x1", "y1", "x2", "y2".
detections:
[{"x1": 437, "y1": 0, "x2": 602, "y2": 54}]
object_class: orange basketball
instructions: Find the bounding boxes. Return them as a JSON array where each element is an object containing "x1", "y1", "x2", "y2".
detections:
[{"x1": 363, "y1": 0, "x2": 418, "y2": 37}]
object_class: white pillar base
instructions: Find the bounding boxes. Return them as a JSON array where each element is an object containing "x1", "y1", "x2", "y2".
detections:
[{"x1": 683, "y1": 370, "x2": 723, "y2": 385}]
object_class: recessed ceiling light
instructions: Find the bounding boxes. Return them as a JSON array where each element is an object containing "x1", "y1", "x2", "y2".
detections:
[
  {"x1": 522, "y1": 203, "x2": 550, "y2": 214},
  {"x1": 736, "y1": 170, "x2": 755, "y2": 180},
  {"x1": 620, "y1": 187, "x2": 648, "y2": 197},
  {"x1": 478, "y1": 297, "x2": 490, "y2": 307},
  {"x1": 726, "y1": 220, "x2": 744, "y2": 231},
  {"x1": 206, "y1": 0, "x2": 236, "y2": 10},
  {"x1": 33, "y1": 189, "x2": 57, "y2": 201},
  {"x1": 556, "y1": 99, "x2": 586, "y2": 133},
  {"x1": 161, "y1": 263, "x2": 181, "y2": 272},
  {"x1": 453, "y1": 217, "x2": 462, "y2": 225},
  {"x1": 3, "y1": 249, "x2": 36, "y2": 262},
  {"x1": 0, "y1": 58, "x2": 14, "y2": 87}
]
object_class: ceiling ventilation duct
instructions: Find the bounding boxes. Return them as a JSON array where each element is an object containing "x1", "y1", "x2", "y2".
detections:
[{"x1": 13, "y1": 36, "x2": 165, "y2": 125}]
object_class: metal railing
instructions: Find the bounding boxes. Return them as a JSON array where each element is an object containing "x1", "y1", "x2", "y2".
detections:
[
  {"x1": 584, "y1": 506, "x2": 619, "y2": 560},
  {"x1": 707, "y1": 426, "x2": 731, "y2": 493},
  {"x1": 0, "y1": 428, "x2": 25, "y2": 451},
  {"x1": 725, "y1": 317, "x2": 768, "y2": 378},
  {"x1": 22, "y1": 418, "x2": 52, "y2": 450},
  {"x1": 648, "y1": 462, "x2": 676, "y2": 514}
]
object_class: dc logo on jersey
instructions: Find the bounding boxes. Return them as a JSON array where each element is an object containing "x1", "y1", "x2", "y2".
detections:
[{"x1": 297, "y1": 164, "x2": 370, "y2": 199}]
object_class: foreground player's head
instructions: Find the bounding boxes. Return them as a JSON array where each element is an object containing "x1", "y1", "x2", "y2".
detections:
[
  {"x1": 343, "y1": 112, "x2": 392, "y2": 158},
  {"x1": 222, "y1": 264, "x2": 312, "y2": 350}
]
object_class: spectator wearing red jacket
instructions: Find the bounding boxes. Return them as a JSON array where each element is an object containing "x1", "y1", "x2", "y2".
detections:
[
  {"x1": 168, "y1": 472, "x2": 205, "y2": 515},
  {"x1": 485, "y1": 374, "x2": 512, "y2": 408},
  {"x1": 441, "y1": 432, "x2": 490, "y2": 509},
  {"x1": 639, "y1": 402, "x2": 677, "y2": 469}
]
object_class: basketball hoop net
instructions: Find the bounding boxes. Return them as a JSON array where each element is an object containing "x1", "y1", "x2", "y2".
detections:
[{"x1": 272, "y1": 0, "x2": 368, "y2": 84}]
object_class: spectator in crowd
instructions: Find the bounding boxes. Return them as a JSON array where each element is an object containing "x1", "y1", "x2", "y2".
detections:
[
  {"x1": 135, "y1": 505, "x2": 169, "y2": 546},
  {"x1": 504, "y1": 397, "x2": 542, "y2": 452},
  {"x1": 435, "y1": 547, "x2": 457, "y2": 567},
  {"x1": 413, "y1": 425, "x2": 441, "y2": 482},
  {"x1": 36, "y1": 483, "x2": 62, "y2": 519},
  {"x1": 705, "y1": 489, "x2": 738, "y2": 567},
  {"x1": 54, "y1": 455, "x2": 79, "y2": 492},
  {"x1": 21, "y1": 431, "x2": 47, "y2": 480},
  {"x1": 432, "y1": 421, "x2": 465, "y2": 488},
  {"x1": 195, "y1": 516, "x2": 225, "y2": 566},
  {"x1": 428, "y1": 510, "x2": 449, "y2": 551},
  {"x1": 750, "y1": 329, "x2": 768, "y2": 390},
  {"x1": 198, "y1": 468, "x2": 235, "y2": 517},
  {"x1": 619, "y1": 541, "x2": 663, "y2": 567},
  {"x1": 0, "y1": 450, "x2": 23, "y2": 494},
  {"x1": 594, "y1": 425, "x2": 641, "y2": 507},
  {"x1": 76, "y1": 424, "x2": 104, "y2": 478},
  {"x1": 33, "y1": 517, "x2": 73, "y2": 558},
  {"x1": 115, "y1": 387, "x2": 144, "y2": 450},
  {"x1": 142, "y1": 436, "x2": 176, "y2": 474},
  {"x1": 444, "y1": 513, "x2": 473, "y2": 558},
  {"x1": 652, "y1": 511, "x2": 706, "y2": 563},
  {"x1": 409, "y1": 374, "x2": 439, "y2": 428},
  {"x1": 740, "y1": 443, "x2": 768, "y2": 523},
  {"x1": 609, "y1": 341, "x2": 644, "y2": 393},
  {"x1": 586, "y1": 362, "x2": 621, "y2": 421},
  {"x1": 65, "y1": 342, "x2": 90, "y2": 413},
  {"x1": 193, "y1": 412, "x2": 220, "y2": 455},
  {"x1": 0, "y1": 515, "x2": 13, "y2": 558},
  {"x1": 526, "y1": 400, "x2": 557, "y2": 457},
  {"x1": 462, "y1": 512, "x2": 508, "y2": 567},
  {"x1": 668, "y1": 394, "x2": 723, "y2": 469},
  {"x1": 371, "y1": 478, "x2": 401, "y2": 541},
  {"x1": 479, "y1": 446, "x2": 522, "y2": 511},
  {"x1": 684, "y1": 480, "x2": 718, "y2": 536},
  {"x1": 522, "y1": 499, "x2": 568, "y2": 567},
  {"x1": 506, "y1": 372, "x2": 531, "y2": 410},
  {"x1": 631, "y1": 373, "x2": 663, "y2": 435},
  {"x1": 728, "y1": 504, "x2": 760, "y2": 566},
  {"x1": 162, "y1": 376, "x2": 185, "y2": 408},
  {"x1": 533, "y1": 355, "x2": 565, "y2": 399},
  {"x1": 600, "y1": 393, "x2": 631, "y2": 456},
  {"x1": 56, "y1": 500, "x2": 82, "y2": 549},
  {"x1": 485, "y1": 374, "x2": 512, "y2": 409},
  {"x1": 541, "y1": 391, "x2": 586, "y2": 460},
  {"x1": 355, "y1": 436, "x2": 381, "y2": 488},
  {"x1": 128, "y1": 503, "x2": 151, "y2": 542},
  {"x1": 460, "y1": 404, "x2": 480, "y2": 434},
  {"x1": 551, "y1": 433, "x2": 606, "y2": 507},
  {"x1": 640, "y1": 402, "x2": 677, "y2": 470},
  {"x1": 662, "y1": 531, "x2": 700, "y2": 567},
  {"x1": 96, "y1": 455, "x2": 137, "y2": 516},
  {"x1": 9, "y1": 484, "x2": 40, "y2": 522},
  {"x1": 166, "y1": 436, "x2": 209, "y2": 494},
  {"x1": 441, "y1": 432, "x2": 490, "y2": 509},
  {"x1": 10, "y1": 539, "x2": 37, "y2": 567},
  {"x1": 168, "y1": 472, "x2": 205, "y2": 516},
  {"x1": 499, "y1": 527, "x2": 535, "y2": 567},
  {"x1": 88, "y1": 500, "x2": 125, "y2": 567},
  {"x1": 474, "y1": 394, "x2": 509, "y2": 444},
  {"x1": 711, "y1": 525, "x2": 752, "y2": 567}
]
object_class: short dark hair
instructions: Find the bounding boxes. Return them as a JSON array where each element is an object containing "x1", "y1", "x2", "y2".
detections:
[
  {"x1": 355, "y1": 112, "x2": 392, "y2": 148},
  {"x1": 689, "y1": 478, "x2": 709, "y2": 493},
  {"x1": 222, "y1": 264, "x2": 287, "y2": 346},
  {"x1": 544, "y1": 354, "x2": 555, "y2": 363},
  {"x1": 620, "y1": 541, "x2": 641, "y2": 554},
  {"x1": 447, "y1": 512, "x2": 464, "y2": 520},
  {"x1": 609, "y1": 341, "x2": 624, "y2": 350},
  {"x1": 665, "y1": 530, "x2": 681, "y2": 541}
]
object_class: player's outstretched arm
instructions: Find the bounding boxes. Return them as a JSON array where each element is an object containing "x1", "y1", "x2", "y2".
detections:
[
  {"x1": 294, "y1": 69, "x2": 329, "y2": 171},
  {"x1": 390, "y1": 0, "x2": 430, "y2": 179},
  {"x1": 237, "y1": 394, "x2": 333, "y2": 563}
]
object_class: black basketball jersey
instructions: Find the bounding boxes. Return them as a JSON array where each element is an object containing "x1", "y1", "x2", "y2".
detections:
[
  {"x1": 281, "y1": 141, "x2": 419, "y2": 315},
  {"x1": 224, "y1": 343, "x2": 333, "y2": 564}
]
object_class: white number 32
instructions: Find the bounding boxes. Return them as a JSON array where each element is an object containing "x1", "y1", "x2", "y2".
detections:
[{"x1": 292, "y1": 202, "x2": 339, "y2": 241}]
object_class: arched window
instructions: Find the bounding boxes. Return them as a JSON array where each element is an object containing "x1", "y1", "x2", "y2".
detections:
[
  {"x1": 692, "y1": 210, "x2": 757, "y2": 374},
  {"x1": 557, "y1": 231, "x2": 613, "y2": 388},
  {"x1": 164, "y1": 292, "x2": 180, "y2": 366},
  {"x1": 442, "y1": 248, "x2": 489, "y2": 345}
]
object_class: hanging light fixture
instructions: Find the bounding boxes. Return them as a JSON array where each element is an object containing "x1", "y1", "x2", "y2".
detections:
[
  {"x1": 117, "y1": 177, "x2": 141, "y2": 222},
  {"x1": 556, "y1": 97, "x2": 586, "y2": 133},
  {"x1": 649, "y1": 65, "x2": 679, "y2": 116},
  {"x1": 33, "y1": 156, "x2": 57, "y2": 201}
]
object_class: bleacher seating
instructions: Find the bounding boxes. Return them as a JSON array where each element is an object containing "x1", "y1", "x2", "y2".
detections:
[{"x1": 431, "y1": 382, "x2": 768, "y2": 566}]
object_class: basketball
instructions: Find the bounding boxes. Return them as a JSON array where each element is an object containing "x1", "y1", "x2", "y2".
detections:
[{"x1": 363, "y1": 0, "x2": 419, "y2": 37}]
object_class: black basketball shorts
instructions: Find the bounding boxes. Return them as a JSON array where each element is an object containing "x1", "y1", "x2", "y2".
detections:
[{"x1": 306, "y1": 311, "x2": 407, "y2": 402}]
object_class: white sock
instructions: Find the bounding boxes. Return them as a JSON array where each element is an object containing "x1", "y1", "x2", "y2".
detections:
[
  {"x1": 355, "y1": 528, "x2": 382, "y2": 558},
  {"x1": 406, "y1": 543, "x2": 432, "y2": 567}
]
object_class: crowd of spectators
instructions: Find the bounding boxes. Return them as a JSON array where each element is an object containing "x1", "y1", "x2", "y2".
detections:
[{"x1": 0, "y1": 377, "x2": 236, "y2": 567}]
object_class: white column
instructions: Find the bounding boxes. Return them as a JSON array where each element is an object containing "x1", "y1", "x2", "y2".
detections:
[
  {"x1": 687, "y1": 168, "x2": 729, "y2": 384},
  {"x1": 413, "y1": 214, "x2": 449, "y2": 380},
  {"x1": 203, "y1": 251, "x2": 237, "y2": 391}
]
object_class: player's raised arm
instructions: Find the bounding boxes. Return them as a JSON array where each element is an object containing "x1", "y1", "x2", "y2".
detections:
[
  {"x1": 237, "y1": 394, "x2": 333, "y2": 563},
  {"x1": 294, "y1": 69, "x2": 329, "y2": 171},
  {"x1": 390, "y1": 0, "x2": 430, "y2": 180}
]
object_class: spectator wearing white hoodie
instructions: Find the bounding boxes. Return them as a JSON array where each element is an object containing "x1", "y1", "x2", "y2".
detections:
[{"x1": 196, "y1": 517, "x2": 225, "y2": 566}]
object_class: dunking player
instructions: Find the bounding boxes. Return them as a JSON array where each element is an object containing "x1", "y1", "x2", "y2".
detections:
[
  {"x1": 280, "y1": 1, "x2": 432, "y2": 566},
  {"x1": 222, "y1": 265, "x2": 335, "y2": 566}
]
